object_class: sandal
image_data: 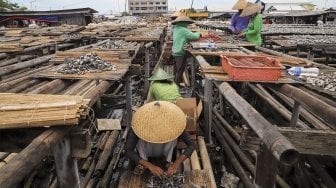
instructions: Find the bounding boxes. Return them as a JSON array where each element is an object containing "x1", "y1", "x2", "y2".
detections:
[{"x1": 133, "y1": 164, "x2": 145, "y2": 175}]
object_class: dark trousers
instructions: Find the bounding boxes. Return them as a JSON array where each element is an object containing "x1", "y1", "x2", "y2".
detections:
[{"x1": 173, "y1": 55, "x2": 186, "y2": 85}]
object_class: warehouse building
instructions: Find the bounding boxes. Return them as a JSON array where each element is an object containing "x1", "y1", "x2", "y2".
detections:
[
  {"x1": 128, "y1": 0, "x2": 168, "y2": 15},
  {"x1": 0, "y1": 8, "x2": 97, "y2": 27}
]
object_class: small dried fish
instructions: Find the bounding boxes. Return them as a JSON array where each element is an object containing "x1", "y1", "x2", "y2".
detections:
[
  {"x1": 57, "y1": 52, "x2": 117, "y2": 74},
  {"x1": 306, "y1": 71, "x2": 336, "y2": 92},
  {"x1": 100, "y1": 39, "x2": 139, "y2": 49},
  {"x1": 146, "y1": 174, "x2": 184, "y2": 188}
]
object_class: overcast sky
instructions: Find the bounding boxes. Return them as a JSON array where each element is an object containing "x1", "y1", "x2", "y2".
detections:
[{"x1": 13, "y1": 0, "x2": 335, "y2": 14}]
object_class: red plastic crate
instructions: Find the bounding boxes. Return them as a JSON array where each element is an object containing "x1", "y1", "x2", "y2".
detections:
[{"x1": 221, "y1": 55, "x2": 284, "y2": 81}]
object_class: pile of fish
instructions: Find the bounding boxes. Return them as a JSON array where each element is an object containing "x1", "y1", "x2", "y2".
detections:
[
  {"x1": 57, "y1": 53, "x2": 116, "y2": 74},
  {"x1": 100, "y1": 39, "x2": 139, "y2": 49},
  {"x1": 60, "y1": 33, "x2": 82, "y2": 40},
  {"x1": 306, "y1": 71, "x2": 336, "y2": 92},
  {"x1": 146, "y1": 174, "x2": 185, "y2": 188},
  {"x1": 285, "y1": 35, "x2": 336, "y2": 46},
  {"x1": 262, "y1": 25, "x2": 336, "y2": 35}
]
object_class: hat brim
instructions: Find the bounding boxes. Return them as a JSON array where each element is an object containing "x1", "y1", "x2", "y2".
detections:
[
  {"x1": 172, "y1": 20, "x2": 194, "y2": 25},
  {"x1": 132, "y1": 101, "x2": 186, "y2": 143},
  {"x1": 240, "y1": 4, "x2": 262, "y2": 17}
]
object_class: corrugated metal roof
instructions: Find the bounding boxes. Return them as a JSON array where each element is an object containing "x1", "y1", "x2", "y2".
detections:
[
  {"x1": 270, "y1": 5, "x2": 307, "y2": 11},
  {"x1": 261, "y1": 0, "x2": 311, "y2": 3},
  {"x1": 0, "y1": 8, "x2": 97, "y2": 16}
]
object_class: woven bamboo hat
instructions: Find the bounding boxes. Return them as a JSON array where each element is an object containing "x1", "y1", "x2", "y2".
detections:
[
  {"x1": 240, "y1": 2, "x2": 262, "y2": 17},
  {"x1": 232, "y1": 0, "x2": 248, "y2": 10},
  {"x1": 148, "y1": 68, "x2": 174, "y2": 81},
  {"x1": 132, "y1": 101, "x2": 186, "y2": 143},
  {"x1": 172, "y1": 15, "x2": 194, "y2": 25},
  {"x1": 170, "y1": 11, "x2": 182, "y2": 18}
]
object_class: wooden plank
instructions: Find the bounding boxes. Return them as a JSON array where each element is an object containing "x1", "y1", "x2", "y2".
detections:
[
  {"x1": 0, "y1": 127, "x2": 71, "y2": 188},
  {"x1": 96, "y1": 119, "x2": 121, "y2": 131},
  {"x1": 240, "y1": 127, "x2": 336, "y2": 156},
  {"x1": 53, "y1": 135, "x2": 80, "y2": 188}
]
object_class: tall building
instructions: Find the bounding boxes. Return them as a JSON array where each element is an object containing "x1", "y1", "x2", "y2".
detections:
[{"x1": 128, "y1": 0, "x2": 168, "y2": 15}]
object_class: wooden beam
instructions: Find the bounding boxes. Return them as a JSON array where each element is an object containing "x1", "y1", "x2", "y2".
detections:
[
  {"x1": 274, "y1": 84, "x2": 336, "y2": 128},
  {"x1": 53, "y1": 135, "x2": 80, "y2": 188},
  {"x1": 240, "y1": 127, "x2": 336, "y2": 156},
  {"x1": 0, "y1": 127, "x2": 71, "y2": 188},
  {"x1": 216, "y1": 82, "x2": 298, "y2": 165}
]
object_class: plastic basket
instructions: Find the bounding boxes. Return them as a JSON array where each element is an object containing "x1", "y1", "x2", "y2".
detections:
[{"x1": 220, "y1": 55, "x2": 284, "y2": 81}]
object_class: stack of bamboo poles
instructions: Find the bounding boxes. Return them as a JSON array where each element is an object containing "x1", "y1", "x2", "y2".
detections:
[{"x1": 0, "y1": 93, "x2": 89, "y2": 129}]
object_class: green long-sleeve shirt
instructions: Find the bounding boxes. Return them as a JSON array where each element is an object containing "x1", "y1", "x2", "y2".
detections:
[
  {"x1": 172, "y1": 23, "x2": 201, "y2": 57},
  {"x1": 149, "y1": 81, "x2": 182, "y2": 103},
  {"x1": 243, "y1": 13, "x2": 263, "y2": 46}
]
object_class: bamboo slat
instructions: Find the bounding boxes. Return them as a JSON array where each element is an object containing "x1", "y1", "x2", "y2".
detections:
[{"x1": 0, "y1": 93, "x2": 89, "y2": 129}]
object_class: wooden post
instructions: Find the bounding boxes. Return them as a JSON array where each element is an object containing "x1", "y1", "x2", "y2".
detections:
[
  {"x1": 96, "y1": 80, "x2": 102, "y2": 110},
  {"x1": 144, "y1": 47, "x2": 150, "y2": 95},
  {"x1": 204, "y1": 78, "x2": 213, "y2": 144},
  {"x1": 254, "y1": 144, "x2": 278, "y2": 188},
  {"x1": 125, "y1": 74, "x2": 132, "y2": 128},
  {"x1": 53, "y1": 135, "x2": 80, "y2": 188},
  {"x1": 190, "y1": 56, "x2": 196, "y2": 97},
  {"x1": 290, "y1": 101, "x2": 301, "y2": 127}
]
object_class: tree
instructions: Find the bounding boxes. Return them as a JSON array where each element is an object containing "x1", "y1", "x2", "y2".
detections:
[{"x1": 0, "y1": 0, "x2": 27, "y2": 11}]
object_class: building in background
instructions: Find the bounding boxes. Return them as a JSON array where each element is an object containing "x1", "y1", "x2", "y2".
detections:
[
  {"x1": 128, "y1": 0, "x2": 168, "y2": 15},
  {"x1": 0, "y1": 8, "x2": 97, "y2": 27},
  {"x1": 261, "y1": 0, "x2": 316, "y2": 13}
]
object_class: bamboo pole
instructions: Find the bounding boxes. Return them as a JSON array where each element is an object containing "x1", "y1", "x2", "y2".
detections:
[
  {"x1": 190, "y1": 151, "x2": 201, "y2": 170},
  {"x1": 216, "y1": 82, "x2": 299, "y2": 165},
  {"x1": 0, "y1": 55, "x2": 36, "y2": 67},
  {"x1": 197, "y1": 137, "x2": 217, "y2": 188},
  {"x1": 274, "y1": 84, "x2": 336, "y2": 128},
  {"x1": 213, "y1": 125, "x2": 254, "y2": 188},
  {"x1": 29, "y1": 79, "x2": 68, "y2": 94},
  {"x1": 0, "y1": 55, "x2": 52, "y2": 76},
  {"x1": 248, "y1": 83, "x2": 309, "y2": 128},
  {"x1": 268, "y1": 87, "x2": 330, "y2": 130},
  {"x1": 95, "y1": 131, "x2": 119, "y2": 172}
]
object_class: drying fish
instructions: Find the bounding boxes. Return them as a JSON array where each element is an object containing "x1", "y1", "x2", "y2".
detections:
[
  {"x1": 305, "y1": 71, "x2": 336, "y2": 92},
  {"x1": 146, "y1": 173, "x2": 184, "y2": 188},
  {"x1": 100, "y1": 39, "x2": 139, "y2": 49},
  {"x1": 60, "y1": 33, "x2": 82, "y2": 40},
  {"x1": 57, "y1": 53, "x2": 117, "y2": 74}
]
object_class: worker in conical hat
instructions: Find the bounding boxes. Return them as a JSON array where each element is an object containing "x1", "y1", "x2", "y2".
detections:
[
  {"x1": 238, "y1": 2, "x2": 263, "y2": 46},
  {"x1": 147, "y1": 68, "x2": 182, "y2": 103},
  {"x1": 170, "y1": 10, "x2": 182, "y2": 21},
  {"x1": 125, "y1": 101, "x2": 196, "y2": 177},
  {"x1": 230, "y1": 0, "x2": 250, "y2": 34},
  {"x1": 171, "y1": 14, "x2": 201, "y2": 86}
]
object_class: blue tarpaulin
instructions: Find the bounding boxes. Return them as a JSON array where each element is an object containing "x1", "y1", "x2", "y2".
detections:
[{"x1": 0, "y1": 15, "x2": 59, "y2": 23}]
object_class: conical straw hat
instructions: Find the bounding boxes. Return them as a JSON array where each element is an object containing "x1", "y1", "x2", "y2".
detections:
[
  {"x1": 232, "y1": 0, "x2": 248, "y2": 10},
  {"x1": 172, "y1": 15, "x2": 194, "y2": 25},
  {"x1": 132, "y1": 101, "x2": 186, "y2": 143},
  {"x1": 170, "y1": 11, "x2": 182, "y2": 18},
  {"x1": 148, "y1": 68, "x2": 174, "y2": 81},
  {"x1": 240, "y1": 2, "x2": 262, "y2": 17}
]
